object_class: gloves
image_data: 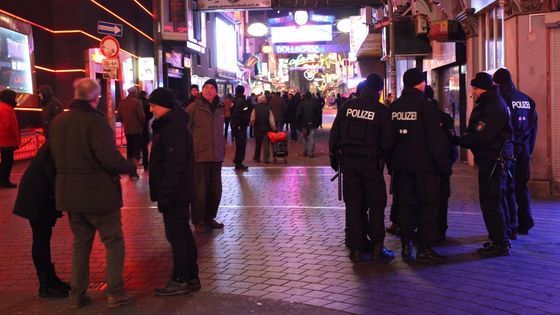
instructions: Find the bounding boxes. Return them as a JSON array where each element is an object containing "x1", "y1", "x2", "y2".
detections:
[{"x1": 329, "y1": 153, "x2": 339, "y2": 172}]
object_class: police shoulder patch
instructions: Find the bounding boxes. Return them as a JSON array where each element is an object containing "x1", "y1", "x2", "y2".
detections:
[{"x1": 475, "y1": 121, "x2": 486, "y2": 132}]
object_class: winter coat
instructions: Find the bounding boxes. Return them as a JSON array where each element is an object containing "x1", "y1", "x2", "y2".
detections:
[
  {"x1": 269, "y1": 96, "x2": 287, "y2": 122},
  {"x1": 231, "y1": 96, "x2": 252, "y2": 129},
  {"x1": 186, "y1": 96, "x2": 225, "y2": 162},
  {"x1": 117, "y1": 96, "x2": 145, "y2": 135},
  {"x1": 39, "y1": 88, "x2": 64, "y2": 138},
  {"x1": 13, "y1": 142, "x2": 61, "y2": 222},
  {"x1": 296, "y1": 98, "x2": 320, "y2": 129},
  {"x1": 149, "y1": 106, "x2": 196, "y2": 205},
  {"x1": 49, "y1": 100, "x2": 133, "y2": 212},
  {"x1": 0, "y1": 101, "x2": 20, "y2": 148}
]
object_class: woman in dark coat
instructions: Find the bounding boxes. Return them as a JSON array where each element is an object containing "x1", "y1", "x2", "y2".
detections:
[{"x1": 12, "y1": 143, "x2": 70, "y2": 298}]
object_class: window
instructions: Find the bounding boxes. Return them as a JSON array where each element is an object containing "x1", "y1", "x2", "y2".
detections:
[{"x1": 479, "y1": 6, "x2": 504, "y2": 71}]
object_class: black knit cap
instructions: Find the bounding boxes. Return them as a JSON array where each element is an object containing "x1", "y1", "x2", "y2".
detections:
[
  {"x1": 403, "y1": 68, "x2": 425, "y2": 87},
  {"x1": 148, "y1": 88, "x2": 175, "y2": 108},
  {"x1": 492, "y1": 68, "x2": 512, "y2": 85},
  {"x1": 365, "y1": 73, "x2": 384, "y2": 91},
  {"x1": 470, "y1": 72, "x2": 494, "y2": 90},
  {"x1": 0, "y1": 89, "x2": 17, "y2": 106},
  {"x1": 203, "y1": 79, "x2": 218, "y2": 91},
  {"x1": 235, "y1": 85, "x2": 245, "y2": 96}
]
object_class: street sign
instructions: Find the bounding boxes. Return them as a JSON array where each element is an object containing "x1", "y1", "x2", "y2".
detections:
[
  {"x1": 97, "y1": 21, "x2": 123, "y2": 37},
  {"x1": 99, "y1": 36, "x2": 120, "y2": 59},
  {"x1": 102, "y1": 58, "x2": 119, "y2": 80}
]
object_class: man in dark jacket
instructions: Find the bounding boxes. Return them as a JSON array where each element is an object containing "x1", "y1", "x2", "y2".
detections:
[
  {"x1": 251, "y1": 95, "x2": 277, "y2": 163},
  {"x1": 231, "y1": 85, "x2": 251, "y2": 171},
  {"x1": 117, "y1": 86, "x2": 145, "y2": 178},
  {"x1": 493, "y1": 68, "x2": 538, "y2": 236},
  {"x1": 49, "y1": 78, "x2": 134, "y2": 309},
  {"x1": 455, "y1": 72, "x2": 514, "y2": 257},
  {"x1": 390, "y1": 68, "x2": 451, "y2": 263},
  {"x1": 185, "y1": 84, "x2": 200, "y2": 108},
  {"x1": 147, "y1": 88, "x2": 200, "y2": 296},
  {"x1": 186, "y1": 79, "x2": 226, "y2": 233},
  {"x1": 329, "y1": 73, "x2": 395, "y2": 263},
  {"x1": 13, "y1": 142, "x2": 70, "y2": 298},
  {"x1": 38, "y1": 85, "x2": 64, "y2": 138},
  {"x1": 296, "y1": 92, "x2": 320, "y2": 158},
  {"x1": 269, "y1": 92, "x2": 287, "y2": 131}
]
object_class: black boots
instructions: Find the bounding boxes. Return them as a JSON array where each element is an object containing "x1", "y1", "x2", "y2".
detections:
[
  {"x1": 349, "y1": 250, "x2": 373, "y2": 263},
  {"x1": 478, "y1": 242, "x2": 511, "y2": 257},
  {"x1": 372, "y1": 241, "x2": 395, "y2": 261},
  {"x1": 416, "y1": 247, "x2": 448, "y2": 263},
  {"x1": 401, "y1": 240, "x2": 414, "y2": 262},
  {"x1": 38, "y1": 264, "x2": 70, "y2": 298}
]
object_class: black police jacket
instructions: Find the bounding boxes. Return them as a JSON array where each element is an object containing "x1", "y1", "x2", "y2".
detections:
[
  {"x1": 499, "y1": 83, "x2": 538, "y2": 153},
  {"x1": 329, "y1": 89, "x2": 394, "y2": 160},
  {"x1": 231, "y1": 96, "x2": 252, "y2": 128},
  {"x1": 389, "y1": 87, "x2": 451, "y2": 175},
  {"x1": 149, "y1": 106, "x2": 196, "y2": 205},
  {"x1": 459, "y1": 88, "x2": 513, "y2": 165}
]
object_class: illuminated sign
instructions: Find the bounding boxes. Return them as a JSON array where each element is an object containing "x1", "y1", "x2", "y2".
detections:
[
  {"x1": 139, "y1": 57, "x2": 155, "y2": 81},
  {"x1": 215, "y1": 18, "x2": 238, "y2": 74},
  {"x1": 0, "y1": 26, "x2": 33, "y2": 93},
  {"x1": 270, "y1": 25, "x2": 332, "y2": 43},
  {"x1": 309, "y1": 14, "x2": 335, "y2": 24},
  {"x1": 286, "y1": 53, "x2": 336, "y2": 70},
  {"x1": 198, "y1": 0, "x2": 271, "y2": 10},
  {"x1": 274, "y1": 44, "x2": 349, "y2": 54}
]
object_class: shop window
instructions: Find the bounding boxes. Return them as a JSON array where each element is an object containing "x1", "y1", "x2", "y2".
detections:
[{"x1": 479, "y1": 6, "x2": 504, "y2": 71}]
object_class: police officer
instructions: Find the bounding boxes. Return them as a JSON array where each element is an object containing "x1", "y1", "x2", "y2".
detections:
[
  {"x1": 390, "y1": 68, "x2": 450, "y2": 263},
  {"x1": 456, "y1": 72, "x2": 513, "y2": 257},
  {"x1": 329, "y1": 73, "x2": 395, "y2": 263},
  {"x1": 231, "y1": 85, "x2": 251, "y2": 171},
  {"x1": 493, "y1": 68, "x2": 537, "y2": 236}
]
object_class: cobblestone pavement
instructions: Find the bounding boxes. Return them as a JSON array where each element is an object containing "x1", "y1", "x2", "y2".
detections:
[{"x1": 1, "y1": 110, "x2": 560, "y2": 314}]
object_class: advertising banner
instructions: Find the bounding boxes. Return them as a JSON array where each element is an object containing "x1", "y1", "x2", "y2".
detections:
[{"x1": 198, "y1": 0, "x2": 271, "y2": 10}]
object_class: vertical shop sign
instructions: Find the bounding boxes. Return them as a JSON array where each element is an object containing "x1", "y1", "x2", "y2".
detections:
[{"x1": 169, "y1": 0, "x2": 185, "y2": 22}]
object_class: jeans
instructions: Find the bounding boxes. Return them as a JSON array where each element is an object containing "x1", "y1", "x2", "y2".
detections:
[
  {"x1": 67, "y1": 210, "x2": 125, "y2": 296},
  {"x1": 162, "y1": 202, "x2": 199, "y2": 280},
  {"x1": 302, "y1": 127, "x2": 316, "y2": 157}
]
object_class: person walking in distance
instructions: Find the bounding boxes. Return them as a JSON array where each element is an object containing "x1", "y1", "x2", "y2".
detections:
[
  {"x1": 38, "y1": 85, "x2": 64, "y2": 138},
  {"x1": 493, "y1": 68, "x2": 538, "y2": 236},
  {"x1": 147, "y1": 88, "x2": 201, "y2": 296},
  {"x1": 251, "y1": 95, "x2": 276, "y2": 164},
  {"x1": 186, "y1": 79, "x2": 226, "y2": 233},
  {"x1": 117, "y1": 86, "x2": 145, "y2": 178},
  {"x1": 0, "y1": 89, "x2": 20, "y2": 188},
  {"x1": 49, "y1": 78, "x2": 135, "y2": 308},
  {"x1": 296, "y1": 92, "x2": 320, "y2": 158},
  {"x1": 231, "y1": 85, "x2": 251, "y2": 171}
]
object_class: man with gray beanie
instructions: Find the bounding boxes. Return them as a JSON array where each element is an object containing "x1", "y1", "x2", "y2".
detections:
[
  {"x1": 329, "y1": 73, "x2": 395, "y2": 263},
  {"x1": 453, "y1": 72, "x2": 514, "y2": 257},
  {"x1": 148, "y1": 88, "x2": 200, "y2": 296},
  {"x1": 493, "y1": 68, "x2": 537, "y2": 236},
  {"x1": 49, "y1": 78, "x2": 135, "y2": 308},
  {"x1": 389, "y1": 68, "x2": 451, "y2": 263}
]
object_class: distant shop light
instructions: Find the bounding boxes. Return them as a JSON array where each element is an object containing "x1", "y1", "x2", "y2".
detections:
[
  {"x1": 336, "y1": 18, "x2": 351, "y2": 33},
  {"x1": 247, "y1": 23, "x2": 269, "y2": 37},
  {"x1": 261, "y1": 43, "x2": 273, "y2": 54},
  {"x1": 294, "y1": 11, "x2": 308, "y2": 26}
]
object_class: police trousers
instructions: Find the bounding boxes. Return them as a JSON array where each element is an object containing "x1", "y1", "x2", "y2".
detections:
[
  {"x1": 477, "y1": 161, "x2": 508, "y2": 245},
  {"x1": 342, "y1": 157, "x2": 387, "y2": 251},
  {"x1": 514, "y1": 143, "x2": 534, "y2": 231},
  {"x1": 397, "y1": 172, "x2": 440, "y2": 248}
]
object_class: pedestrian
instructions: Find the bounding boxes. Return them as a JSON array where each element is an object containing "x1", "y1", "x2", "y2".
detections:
[
  {"x1": 329, "y1": 73, "x2": 395, "y2": 263},
  {"x1": 493, "y1": 68, "x2": 538, "y2": 236},
  {"x1": 0, "y1": 89, "x2": 20, "y2": 188},
  {"x1": 454, "y1": 72, "x2": 513, "y2": 257},
  {"x1": 147, "y1": 88, "x2": 201, "y2": 296},
  {"x1": 231, "y1": 85, "x2": 251, "y2": 171},
  {"x1": 251, "y1": 95, "x2": 276, "y2": 164},
  {"x1": 316, "y1": 91, "x2": 325, "y2": 128},
  {"x1": 49, "y1": 78, "x2": 135, "y2": 308},
  {"x1": 12, "y1": 142, "x2": 70, "y2": 298},
  {"x1": 425, "y1": 85, "x2": 459, "y2": 242},
  {"x1": 296, "y1": 92, "x2": 320, "y2": 158},
  {"x1": 38, "y1": 85, "x2": 64, "y2": 138},
  {"x1": 269, "y1": 92, "x2": 287, "y2": 132},
  {"x1": 223, "y1": 94, "x2": 233, "y2": 141},
  {"x1": 186, "y1": 79, "x2": 226, "y2": 233},
  {"x1": 139, "y1": 90, "x2": 153, "y2": 171},
  {"x1": 117, "y1": 86, "x2": 145, "y2": 178},
  {"x1": 186, "y1": 84, "x2": 199, "y2": 107},
  {"x1": 389, "y1": 68, "x2": 451, "y2": 263}
]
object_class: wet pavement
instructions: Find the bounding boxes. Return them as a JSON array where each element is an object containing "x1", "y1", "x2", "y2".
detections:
[{"x1": 1, "y1": 109, "x2": 560, "y2": 314}]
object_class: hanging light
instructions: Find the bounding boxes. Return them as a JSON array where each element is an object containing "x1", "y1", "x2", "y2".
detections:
[
  {"x1": 336, "y1": 18, "x2": 351, "y2": 33},
  {"x1": 247, "y1": 22, "x2": 269, "y2": 37},
  {"x1": 261, "y1": 42, "x2": 273, "y2": 54},
  {"x1": 294, "y1": 11, "x2": 308, "y2": 26}
]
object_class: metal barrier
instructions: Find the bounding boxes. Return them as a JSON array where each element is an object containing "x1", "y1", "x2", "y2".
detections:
[{"x1": 14, "y1": 129, "x2": 45, "y2": 161}]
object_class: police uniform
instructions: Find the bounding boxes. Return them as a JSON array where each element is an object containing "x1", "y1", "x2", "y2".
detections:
[
  {"x1": 458, "y1": 72, "x2": 513, "y2": 256},
  {"x1": 329, "y1": 75, "x2": 394, "y2": 262},
  {"x1": 493, "y1": 69, "x2": 538, "y2": 235},
  {"x1": 389, "y1": 81, "x2": 451, "y2": 263}
]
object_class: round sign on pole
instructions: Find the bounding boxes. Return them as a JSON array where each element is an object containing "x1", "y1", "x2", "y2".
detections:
[{"x1": 100, "y1": 36, "x2": 120, "y2": 59}]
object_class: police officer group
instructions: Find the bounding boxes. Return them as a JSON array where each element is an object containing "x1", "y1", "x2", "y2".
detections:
[{"x1": 329, "y1": 67, "x2": 537, "y2": 263}]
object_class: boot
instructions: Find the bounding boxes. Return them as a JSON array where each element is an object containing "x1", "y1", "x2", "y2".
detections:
[
  {"x1": 401, "y1": 240, "x2": 414, "y2": 262},
  {"x1": 349, "y1": 250, "x2": 373, "y2": 263},
  {"x1": 38, "y1": 273, "x2": 69, "y2": 298},
  {"x1": 372, "y1": 240, "x2": 395, "y2": 262},
  {"x1": 50, "y1": 264, "x2": 71, "y2": 292},
  {"x1": 416, "y1": 246, "x2": 448, "y2": 263}
]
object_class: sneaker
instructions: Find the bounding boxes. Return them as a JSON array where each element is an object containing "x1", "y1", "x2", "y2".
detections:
[
  {"x1": 186, "y1": 278, "x2": 201, "y2": 291},
  {"x1": 207, "y1": 219, "x2": 224, "y2": 229},
  {"x1": 106, "y1": 293, "x2": 133, "y2": 308},
  {"x1": 68, "y1": 294, "x2": 92, "y2": 309},
  {"x1": 154, "y1": 280, "x2": 190, "y2": 296},
  {"x1": 194, "y1": 224, "x2": 208, "y2": 233}
]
